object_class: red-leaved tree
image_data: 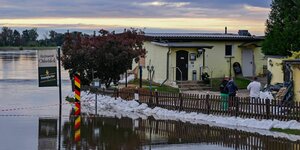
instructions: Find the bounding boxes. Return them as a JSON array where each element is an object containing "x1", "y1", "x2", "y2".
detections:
[{"x1": 62, "y1": 29, "x2": 146, "y2": 87}]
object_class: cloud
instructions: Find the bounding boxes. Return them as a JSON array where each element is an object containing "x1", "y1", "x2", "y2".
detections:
[
  {"x1": 0, "y1": 0, "x2": 271, "y2": 19},
  {"x1": 244, "y1": 4, "x2": 270, "y2": 13},
  {"x1": 0, "y1": 17, "x2": 266, "y2": 35},
  {"x1": 0, "y1": 0, "x2": 271, "y2": 35},
  {"x1": 135, "y1": 1, "x2": 190, "y2": 7}
]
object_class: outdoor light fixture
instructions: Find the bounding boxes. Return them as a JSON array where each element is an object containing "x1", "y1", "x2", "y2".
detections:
[
  {"x1": 269, "y1": 59, "x2": 273, "y2": 67},
  {"x1": 197, "y1": 48, "x2": 203, "y2": 58},
  {"x1": 147, "y1": 65, "x2": 155, "y2": 92}
]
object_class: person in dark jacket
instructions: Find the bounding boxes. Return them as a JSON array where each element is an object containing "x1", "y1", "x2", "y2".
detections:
[
  {"x1": 225, "y1": 79, "x2": 238, "y2": 109},
  {"x1": 220, "y1": 76, "x2": 229, "y2": 110},
  {"x1": 201, "y1": 72, "x2": 210, "y2": 84}
]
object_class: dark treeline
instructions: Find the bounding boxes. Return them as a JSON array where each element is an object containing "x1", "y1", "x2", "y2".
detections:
[{"x1": 0, "y1": 26, "x2": 85, "y2": 47}]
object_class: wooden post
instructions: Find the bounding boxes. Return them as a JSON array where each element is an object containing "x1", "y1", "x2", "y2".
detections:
[
  {"x1": 179, "y1": 93, "x2": 183, "y2": 111},
  {"x1": 206, "y1": 94, "x2": 210, "y2": 114},
  {"x1": 139, "y1": 65, "x2": 142, "y2": 88},
  {"x1": 297, "y1": 102, "x2": 300, "y2": 121},
  {"x1": 155, "y1": 89, "x2": 159, "y2": 105},
  {"x1": 134, "y1": 87, "x2": 139, "y2": 102},
  {"x1": 149, "y1": 90, "x2": 153, "y2": 105},
  {"x1": 116, "y1": 88, "x2": 119, "y2": 99},
  {"x1": 125, "y1": 71, "x2": 128, "y2": 87},
  {"x1": 114, "y1": 88, "x2": 117, "y2": 100},
  {"x1": 235, "y1": 97, "x2": 239, "y2": 117},
  {"x1": 102, "y1": 87, "x2": 105, "y2": 95},
  {"x1": 266, "y1": 98, "x2": 270, "y2": 119}
]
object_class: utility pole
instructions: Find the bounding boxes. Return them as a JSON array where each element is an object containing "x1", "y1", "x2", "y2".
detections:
[
  {"x1": 139, "y1": 65, "x2": 142, "y2": 88},
  {"x1": 57, "y1": 46, "x2": 62, "y2": 150}
]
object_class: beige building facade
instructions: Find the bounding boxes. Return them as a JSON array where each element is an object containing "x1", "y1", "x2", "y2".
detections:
[{"x1": 132, "y1": 31, "x2": 265, "y2": 85}]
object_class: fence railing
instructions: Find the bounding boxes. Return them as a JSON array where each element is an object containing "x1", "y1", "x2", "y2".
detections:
[
  {"x1": 92, "y1": 88, "x2": 300, "y2": 121},
  {"x1": 138, "y1": 118, "x2": 300, "y2": 149}
]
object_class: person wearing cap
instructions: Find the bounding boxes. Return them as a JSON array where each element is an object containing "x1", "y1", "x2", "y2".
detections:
[{"x1": 219, "y1": 76, "x2": 229, "y2": 110}]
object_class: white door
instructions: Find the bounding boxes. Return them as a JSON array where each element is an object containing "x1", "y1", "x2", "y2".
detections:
[{"x1": 242, "y1": 49, "x2": 254, "y2": 77}]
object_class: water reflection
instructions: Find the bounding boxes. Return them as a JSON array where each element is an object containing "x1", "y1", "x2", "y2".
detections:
[
  {"x1": 62, "y1": 116, "x2": 143, "y2": 150},
  {"x1": 0, "y1": 50, "x2": 70, "y2": 150},
  {"x1": 38, "y1": 118, "x2": 57, "y2": 150},
  {"x1": 0, "y1": 50, "x2": 71, "y2": 117},
  {"x1": 61, "y1": 116, "x2": 300, "y2": 150},
  {"x1": 0, "y1": 50, "x2": 69, "y2": 80},
  {"x1": 0, "y1": 50, "x2": 37, "y2": 79}
]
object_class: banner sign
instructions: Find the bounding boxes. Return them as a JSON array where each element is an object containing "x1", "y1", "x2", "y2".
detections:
[{"x1": 38, "y1": 50, "x2": 57, "y2": 87}]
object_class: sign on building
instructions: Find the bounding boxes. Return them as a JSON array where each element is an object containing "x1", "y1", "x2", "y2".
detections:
[{"x1": 38, "y1": 50, "x2": 57, "y2": 87}]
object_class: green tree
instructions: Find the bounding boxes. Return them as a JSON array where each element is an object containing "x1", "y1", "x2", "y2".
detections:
[
  {"x1": 1, "y1": 27, "x2": 13, "y2": 46},
  {"x1": 12, "y1": 30, "x2": 21, "y2": 46},
  {"x1": 0, "y1": 33, "x2": 2, "y2": 46},
  {"x1": 262, "y1": 0, "x2": 300, "y2": 56},
  {"x1": 48, "y1": 30, "x2": 65, "y2": 46},
  {"x1": 21, "y1": 29, "x2": 30, "y2": 45},
  {"x1": 28, "y1": 28, "x2": 38, "y2": 41},
  {"x1": 21, "y1": 28, "x2": 39, "y2": 46},
  {"x1": 49, "y1": 30, "x2": 57, "y2": 41}
]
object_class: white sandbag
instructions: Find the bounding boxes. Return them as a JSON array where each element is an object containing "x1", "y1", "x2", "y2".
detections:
[{"x1": 260, "y1": 91, "x2": 274, "y2": 100}]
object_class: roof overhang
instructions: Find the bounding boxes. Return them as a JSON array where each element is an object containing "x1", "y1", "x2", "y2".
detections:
[
  {"x1": 283, "y1": 59, "x2": 300, "y2": 65},
  {"x1": 238, "y1": 42, "x2": 262, "y2": 48},
  {"x1": 145, "y1": 33, "x2": 264, "y2": 41},
  {"x1": 151, "y1": 42, "x2": 213, "y2": 49}
]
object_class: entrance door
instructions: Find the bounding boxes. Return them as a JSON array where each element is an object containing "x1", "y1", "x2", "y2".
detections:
[
  {"x1": 176, "y1": 50, "x2": 188, "y2": 80},
  {"x1": 242, "y1": 49, "x2": 254, "y2": 77}
]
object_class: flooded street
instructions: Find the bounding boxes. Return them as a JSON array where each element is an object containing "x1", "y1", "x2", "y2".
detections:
[
  {"x1": 0, "y1": 50, "x2": 299, "y2": 150},
  {"x1": 0, "y1": 50, "x2": 72, "y2": 150},
  {"x1": 62, "y1": 116, "x2": 300, "y2": 150}
]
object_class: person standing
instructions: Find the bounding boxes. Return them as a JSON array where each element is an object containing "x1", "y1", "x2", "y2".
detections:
[
  {"x1": 225, "y1": 78, "x2": 238, "y2": 110},
  {"x1": 247, "y1": 77, "x2": 261, "y2": 99},
  {"x1": 220, "y1": 76, "x2": 229, "y2": 110},
  {"x1": 247, "y1": 77, "x2": 261, "y2": 113}
]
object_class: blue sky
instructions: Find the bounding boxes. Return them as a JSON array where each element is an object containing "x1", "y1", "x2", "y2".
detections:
[{"x1": 0, "y1": 0, "x2": 272, "y2": 35}]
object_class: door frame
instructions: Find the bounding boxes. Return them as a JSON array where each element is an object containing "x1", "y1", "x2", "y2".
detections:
[
  {"x1": 242, "y1": 49, "x2": 254, "y2": 77},
  {"x1": 176, "y1": 50, "x2": 189, "y2": 81}
]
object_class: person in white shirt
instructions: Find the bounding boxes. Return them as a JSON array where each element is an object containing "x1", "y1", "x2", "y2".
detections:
[
  {"x1": 247, "y1": 77, "x2": 261, "y2": 99},
  {"x1": 247, "y1": 77, "x2": 261, "y2": 113}
]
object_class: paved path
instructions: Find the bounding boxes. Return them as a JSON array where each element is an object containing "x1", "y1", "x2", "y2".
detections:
[
  {"x1": 182, "y1": 89, "x2": 250, "y2": 97},
  {"x1": 182, "y1": 76, "x2": 267, "y2": 97}
]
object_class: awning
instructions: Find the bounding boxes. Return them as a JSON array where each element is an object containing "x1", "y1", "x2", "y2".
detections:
[{"x1": 151, "y1": 42, "x2": 213, "y2": 49}]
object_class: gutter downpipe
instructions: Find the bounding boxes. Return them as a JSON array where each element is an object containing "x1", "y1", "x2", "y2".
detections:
[{"x1": 161, "y1": 47, "x2": 171, "y2": 86}]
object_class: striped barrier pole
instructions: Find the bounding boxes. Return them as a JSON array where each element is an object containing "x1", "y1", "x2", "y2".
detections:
[{"x1": 74, "y1": 73, "x2": 81, "y2": 143}]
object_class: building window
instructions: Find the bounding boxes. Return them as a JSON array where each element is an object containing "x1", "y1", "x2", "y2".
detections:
[
  {"x1": 225, "y1": 45, "x2": 232, "y2": 56},
  {"x1": 190, "y1": 53, "x2": 196, "y2": 61}
]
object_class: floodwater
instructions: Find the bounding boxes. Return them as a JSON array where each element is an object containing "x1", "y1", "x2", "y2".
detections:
[
  {"x1": 0, "y1": 50, "x2": 72, "y2": 150},
  {"x1": 0, "y1": 50, "x2": 299, "y2": 150}
]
